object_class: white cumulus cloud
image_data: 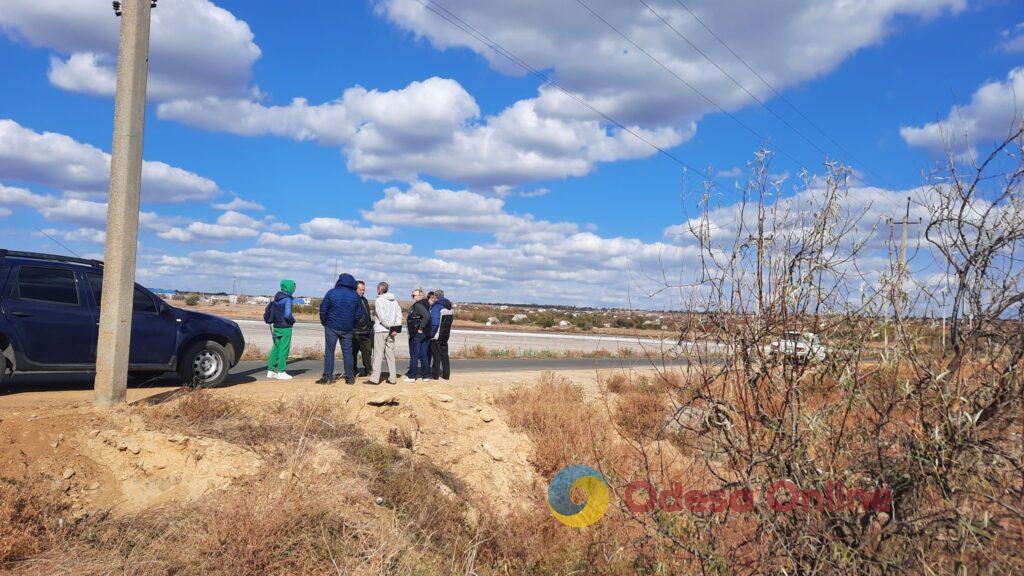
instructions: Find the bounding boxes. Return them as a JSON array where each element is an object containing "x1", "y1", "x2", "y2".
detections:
[
  {"x1": 0, "y1": 183, "x2": 172, "y2": 231},
  {"x1": 378, "y1": 0, "x2": 964, "y2": 126},
  {"x1": 158, "y1": 78, "x2": 689, "y2": 189},
  {"x1": 901, "y1": 67, "x2": 1024, "y2": 156},
  {"x1": 0, "y1": 0, "x2": 261, "y2": 101},
  {"x1": 0, "y1": 119, "x2": 221, "y2": 203},
  {"x1": 299, "y1": 218, "x2": 393, "y2": 240}
]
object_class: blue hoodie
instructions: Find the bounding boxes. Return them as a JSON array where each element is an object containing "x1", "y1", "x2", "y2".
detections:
[
  {"x1": 272, "y1": 291, "x2": 295, "y2": 328},
  {"x1": 319, "y1": 273, "x2": 364, "y2": 331}
]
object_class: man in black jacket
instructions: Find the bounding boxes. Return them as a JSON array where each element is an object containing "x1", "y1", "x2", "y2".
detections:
[
  {"x1": 404, "y1": 287, "x2": 432, "y2": 382},
  {"x1": 352, "y1": 280, "x2": 373, "y2": 378}
]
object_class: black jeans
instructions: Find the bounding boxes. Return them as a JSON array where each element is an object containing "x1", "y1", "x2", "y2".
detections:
[
  {"x1": 353, "y1": 332, "x2": 373, "y2": 376},
  {"x1": 430, "y1": 339, "x2": 450, "y2": 380}
]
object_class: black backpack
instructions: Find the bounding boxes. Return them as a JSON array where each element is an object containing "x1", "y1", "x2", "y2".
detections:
[{"x1": 263, "y1": 300, "x2": 276, "y2": 324}]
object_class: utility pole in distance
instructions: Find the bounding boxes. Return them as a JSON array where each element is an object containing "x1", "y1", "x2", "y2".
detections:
[
  {"x1": 885, "y1": 196, "x2": 920, "y2": 355},
  {"x1": 94, "y1": 0, "x2": 155, "y2": 406},
  {"x1": 893, "y1": 197, "x2": 920, "y2": 313}
]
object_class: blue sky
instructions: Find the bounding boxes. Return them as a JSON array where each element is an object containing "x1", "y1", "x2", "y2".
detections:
[{"x1": 1, "y1": 0, "x2": 1022, "y2": 306}]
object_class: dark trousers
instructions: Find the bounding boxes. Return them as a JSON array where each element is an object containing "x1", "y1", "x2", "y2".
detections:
[
  {"x1": 430, "y1": 339, "x2": 450, "y2": 379},
  {"x1": 406, "y1": 332, "x2": 430, "y2": 378},
  {"x1": 323, "y1": 328, "x2": 354, "y2": 380},
  {"x1": 353, "y1": 332, "x2": 373, "y2": 376}
]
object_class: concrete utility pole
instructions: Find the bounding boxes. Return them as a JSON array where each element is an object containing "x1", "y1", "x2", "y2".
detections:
[
  {"x1": 893, "y1": 197, "x2": 920, "y2": 311},
  {"x1": 885, "y1": 197, "x2": 920, "y2": 355},
  {"x1": 94, "y1": 0, "x2": 154, "y2": 407}
]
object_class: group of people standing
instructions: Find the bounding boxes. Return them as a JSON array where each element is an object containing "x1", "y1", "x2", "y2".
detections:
[{"x1": 264, "y1": 274, "x2": 453, "y2": 385}]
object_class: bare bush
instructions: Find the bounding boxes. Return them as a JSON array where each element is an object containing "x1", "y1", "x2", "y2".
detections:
[{"x1": 616, "y1": 131, "x2": 1024, "y2": 573}]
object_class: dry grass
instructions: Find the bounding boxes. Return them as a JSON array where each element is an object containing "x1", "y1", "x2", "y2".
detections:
[
  {"x1": 293, "y1": 346, "x2": 325, "y2": 360},
  {"x1": 242, "y1": 344, "x2": 324, "y2": 361},
  {"x1": 458, "y1": 344, "x2": 489, "y2": 358},
  {"x1": 173, "y1": 388, "x2": 239, "y2": 424},
  {"x1": 4, "y1": 392, "x2": 484, "y2": 574},
  {"x1": 495, "y1": 372, "x2": 597, "y2": 477},
  {"x1": 604, "y1": 371, "x2": 631, "y2": 394},
  {"x1": 12, "y1": 357, "x2": 1016, "y2": 574},
  {"x1": 455, "y1": 345, "x2": 632, "y2": 359},
  {"x1": 0, "y1": 477, "x2": 68, "y2": 566},
  {"x1": 12, "y1": 480, "x2": 424, "y2": 575},
  {"x1": 152, "y1": 392, "x2": 477, "y2": 567},
  {"x1": 387, "y1": 426, "x2": 417, "y2": 450},
  {"x1": 2, "y1": 375, "x2": 678, "y2": 575},
  {"x1": 241, "y1": 343, "x2": 265, "y2": 361},
  {"x1": 489, "y1": 372, "x2": 685, "y2": 573},
  {"x1": 614, "y1": 389, "x2": 668, "y2": 443}
]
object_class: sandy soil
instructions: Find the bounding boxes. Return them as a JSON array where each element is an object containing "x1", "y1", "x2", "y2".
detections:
[{"x1": 0, "y1": 368, "x2": 618, "y2": 518}]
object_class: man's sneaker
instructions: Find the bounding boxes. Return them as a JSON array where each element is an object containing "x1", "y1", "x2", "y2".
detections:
[
  {"x1": 386, "y1": 379, "x2": 397, "y2": 385},
  {"x1": 316, "y1": 376, "x2": 332, "y2": 385},
  {"x1": 364, "y1": 379, "x2": 381, "y2": 385},
  {"x1": 332, "y1": 374, "x2": 344, "y2": 383},
  {"x1": 276, "y1": 372, "x2": 293, "y2": 380},
  {"x1": 404, "y1": 376, "x2": 418, "y2": 383},
  {"x1": 345, "y1": 378, "x2": 356, "y2": 385},
  {"x1": 266, "y1": 371, "x2": 278, "y2": 379}
]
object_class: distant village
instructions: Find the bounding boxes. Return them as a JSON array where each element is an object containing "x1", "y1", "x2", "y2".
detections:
[
  {"x1": 153, "y1": 290, "x2": 674, "y2": 331},
  {"x1": 153, "y1": 290, "x2": 314, "y2": 307}
]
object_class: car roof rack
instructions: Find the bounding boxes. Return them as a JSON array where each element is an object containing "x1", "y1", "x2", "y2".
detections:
[{"x1": 0, "y1": 249, "x2": 103, "y2": 268}]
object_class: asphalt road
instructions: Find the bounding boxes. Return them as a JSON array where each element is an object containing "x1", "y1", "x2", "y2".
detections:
[
  {"x1": 236, "y1": 319, "x2": 688, "y2": 357},
  {"x1": 1, "y1": 357, "x2": 692, "y2": 395}
]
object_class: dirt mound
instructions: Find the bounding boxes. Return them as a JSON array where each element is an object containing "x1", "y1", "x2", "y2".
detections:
[
  {"x1": 82, "y1": 416, "x2": 262, "y2": 512},
  {"x1": 346, "y1": 385, "x2": 540, "y2": 514},
  {"x1": 0, "y1": 409, "x2": 262, "y2": 516}
]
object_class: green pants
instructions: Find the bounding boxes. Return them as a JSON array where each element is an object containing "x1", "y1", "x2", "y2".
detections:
[{"x1": 268, "y1": 327, "x2": 293, "y2": 372}]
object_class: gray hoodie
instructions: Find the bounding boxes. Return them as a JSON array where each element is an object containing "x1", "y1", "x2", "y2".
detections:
[{"x1": 373, "y1": 292, "x2": 403, "y2": 333}]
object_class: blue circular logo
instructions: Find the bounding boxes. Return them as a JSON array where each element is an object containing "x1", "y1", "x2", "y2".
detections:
[{"x1": 547, "y1": 465, "x2": 610, "y2": 527}]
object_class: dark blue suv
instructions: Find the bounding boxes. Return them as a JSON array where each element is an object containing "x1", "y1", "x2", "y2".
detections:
[{"x1": 0, "y1": 250, "x2": 245, "y2": 387}]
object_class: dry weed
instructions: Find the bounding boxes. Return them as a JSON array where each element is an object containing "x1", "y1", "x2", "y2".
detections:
[
  {"x1": 241, "y1": 343, "x2": 265, "y2": 361},
  {"x1": 0, "y1": 477, "x2": 67, "y2": 567},
  {"x1": 614, "y1": 389, "x2": 668, "y2": 442}
]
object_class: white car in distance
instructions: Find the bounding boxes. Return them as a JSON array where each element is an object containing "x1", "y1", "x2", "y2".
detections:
[{"x1": 764, "y1": 331, "x2": 828, "y2": 364}]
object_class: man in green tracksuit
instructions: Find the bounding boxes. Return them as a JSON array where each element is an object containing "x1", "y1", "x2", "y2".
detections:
[{"x1": 267, "y1": 279, "x2": 296, "y2": 380}]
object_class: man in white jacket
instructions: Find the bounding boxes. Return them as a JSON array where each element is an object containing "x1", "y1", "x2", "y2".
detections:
[{"x1": 367, "y1": 281, "x2": 403, "y2": 385}]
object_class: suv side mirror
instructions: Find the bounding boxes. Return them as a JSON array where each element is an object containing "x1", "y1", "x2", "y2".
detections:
[{"x1": 159, "y1": 302, "x2": 170, "y2": 315}]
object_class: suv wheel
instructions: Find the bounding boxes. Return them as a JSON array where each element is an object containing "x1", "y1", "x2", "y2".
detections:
[{"x1": 177, "y1": 340, "x2": 229, "y2": 388}]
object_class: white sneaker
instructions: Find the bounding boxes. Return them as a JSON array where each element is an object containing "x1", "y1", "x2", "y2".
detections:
[
  {"x1": 276, "y1": 372, "x2": 293, "y2": 380},
  {"x1": 266, "y1": 371, "x2": 278, "y2": 379},
  {"x1": 404, "y1": 377, "x2": 418, "y2": 383}
]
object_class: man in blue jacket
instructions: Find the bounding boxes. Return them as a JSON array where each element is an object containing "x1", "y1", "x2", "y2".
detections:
[
  {"x1": 318, "y1": 273, "x2": 365, "y2": 384},
  {"x1": 429, "y1": 289, "x2": 454, "y2": 380}
]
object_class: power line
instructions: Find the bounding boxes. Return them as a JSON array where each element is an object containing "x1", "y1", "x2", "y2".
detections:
[
  {"x1": 411, "y1": 0, "x2": 705, "y2": 175},
  {"x1": 668, "y1": 0, "x2": 891, "y2": 186},
  {"x1": 572, "y1": 0, "x2": 815, "y2": 174},
  {"x1": 34, "y1": 225, "x2": 81, "y2": 256},
  {"x1": 636, "y1": 0, "x2": 831, "y2": 159}
]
